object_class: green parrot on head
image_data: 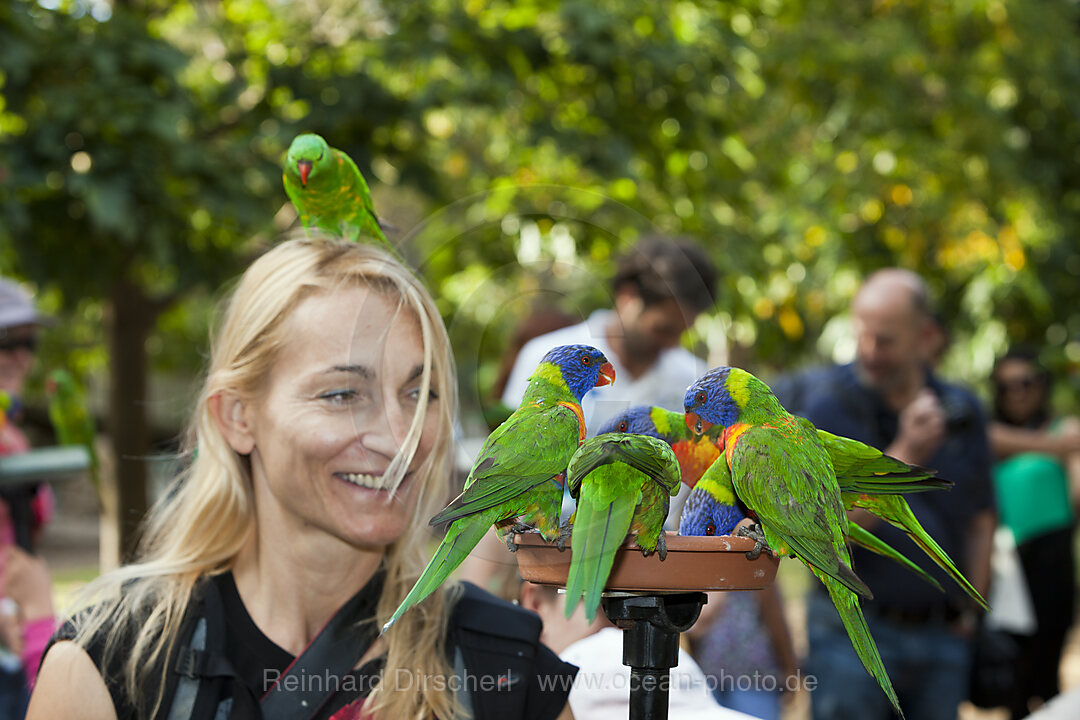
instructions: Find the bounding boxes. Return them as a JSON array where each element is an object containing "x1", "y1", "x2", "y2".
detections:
[
  {"x1": 684, "y1": 366, "x2": 904, "y2": 717},
  {"x1": 46, "y1": 369, "x2": 99, "y2": 493},
  {"x1": 562, "y1": 431, "x2": 681, "y2": 622},
  {"x1": 282, "y1": 133, "x2": 390, "y2": 248},
  {"x1": 382, "y1": 344, "x2": 616, "y2": 633}
]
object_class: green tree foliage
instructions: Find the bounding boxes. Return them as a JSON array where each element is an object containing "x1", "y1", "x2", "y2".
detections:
[
  {"x1": 2, "y1": 0, "x2": 1079, "y2": 550},
  {"x1": 0, "y1": 0, "x2": 281, "y2": 555}
]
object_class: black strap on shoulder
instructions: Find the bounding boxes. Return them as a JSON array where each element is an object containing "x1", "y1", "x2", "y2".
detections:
[
  {"x1": 259, "y1": 570, "x2": 384, "y2": 720},
  {"x1": 164, "y1": 569, "x2": 384, "y2": 720},
  {"x1": 167, "y1": 575, "x2": 251, "y2": 720}
]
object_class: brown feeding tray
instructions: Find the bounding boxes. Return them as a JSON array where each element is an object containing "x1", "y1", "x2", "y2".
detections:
[{"x1": 514, "y1": 531, "x2": 779, "y2": 592}]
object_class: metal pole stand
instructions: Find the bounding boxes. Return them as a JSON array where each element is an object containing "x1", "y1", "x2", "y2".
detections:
[{"x1": 601, "y1": 592, "x2": 708, "y2": 720}]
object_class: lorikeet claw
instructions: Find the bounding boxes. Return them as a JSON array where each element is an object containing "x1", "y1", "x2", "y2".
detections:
[
  {"x1": 556, "y1": 522, "x2": 573, "y2": 551},
  {"x1": 505, "y1": 523, "x2": 536, "y2": 552},
  {"x1": 737, "y1": 523, "x2": 772, "y2": 560},
  {"x1": 656, "y1": 530, "x2": 668, "y2": 561}
]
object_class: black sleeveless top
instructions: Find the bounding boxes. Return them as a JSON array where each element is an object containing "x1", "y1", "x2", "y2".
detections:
[{"x1": 50, "y1": 574, "x2": 576, "y2": 720}]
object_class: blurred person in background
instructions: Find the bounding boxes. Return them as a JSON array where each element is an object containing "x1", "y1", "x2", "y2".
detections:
[
  {"x1": 799, "y1": 268, "x2": 995, "y2": 720},
  {"x1": 519, "y1": 581, "x2": 761, "y2": 720},
  {"x1": 501, "y1": 236, "x2": 717, "y2": 531},
  {"x1": 501, "y1": 236, "x2": 717, "y2": 438},
  {"x1": 686, "y1": 587, "x2": 798, "y2": 720},
  {"x1": 989, "y1": 347, "x2": 1080, "y2": 718},
  {"x1": 0, "y1": 278, "x2": 56, "y2": 718}
]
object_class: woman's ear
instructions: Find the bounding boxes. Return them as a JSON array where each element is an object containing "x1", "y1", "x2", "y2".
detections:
[{"x1": 209, "y1": 391, "x2": 256, "y2": 455}]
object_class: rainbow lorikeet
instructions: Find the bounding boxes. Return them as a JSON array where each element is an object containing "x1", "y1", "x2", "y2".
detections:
[
  {"x1": 563, "y1": 432, "x2": 681, "y2": 621},
  {"x1": 46, "y1": 369, "x2": 99, "y2": 494},
  {"x1": 683, "y1": 367, "x2": 996, "y2": 717},
  {"x1": 683, "y1": 367, "x2": 902, "y2": 716},
  {"x1": 603, "y1": 406, "x2": 949, "y2": 589},
  {"x1": 383, "y1": 344, "x2": 615, "y2": 632},
  {"x1": 675, "y1": 447, "x2": 943, "y2": 591},
  {"x1": 675, "y1": 384, "x2": 988, "y2": 610},
  {"x1": 0, "y1": 390, "x2": 11, "y2": 426},
  {"x1": 282, "y1": 133, "x2": 389, "y2": 247}
]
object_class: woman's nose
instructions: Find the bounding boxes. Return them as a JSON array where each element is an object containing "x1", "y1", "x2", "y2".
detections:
[{"x1": 360, "y1": 399, "x2": 413, "y2": 456}]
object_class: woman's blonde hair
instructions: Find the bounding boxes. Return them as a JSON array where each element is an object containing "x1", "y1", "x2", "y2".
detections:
[{"x1": 71, "y1": 237, "x2": 464, "y2": 719}]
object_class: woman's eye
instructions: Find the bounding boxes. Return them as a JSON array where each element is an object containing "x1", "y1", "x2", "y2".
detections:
[
  {"x1": 405, "y1": 387, "x2": 439, "y2": 403},
  {"x1": 319, "y1": 389, "x2": 360, "y2": 405}
]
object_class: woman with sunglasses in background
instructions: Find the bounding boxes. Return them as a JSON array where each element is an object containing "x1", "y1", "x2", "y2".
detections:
[
  {"x1": 989, "y1": 347, "x2": 1080, "y2": 719},
  {"x1": 0, "y1": 278, "x2": 58, "y2": 719}
]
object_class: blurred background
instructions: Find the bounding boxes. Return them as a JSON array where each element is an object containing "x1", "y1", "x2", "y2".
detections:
[{"x1": 1, "y1": 1, "x2": 1079, "y2": 717}]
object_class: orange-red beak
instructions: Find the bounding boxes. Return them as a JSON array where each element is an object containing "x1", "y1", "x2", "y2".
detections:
[
  {"x1": 298, "y1": 160, "x2": 313, "y2": 186},
  {"x1": 595, "y1": 362, "x2": 616, "y2": 387},
  {"x1": 684, "y1": 411, "x2": 713, "y2": 436}
]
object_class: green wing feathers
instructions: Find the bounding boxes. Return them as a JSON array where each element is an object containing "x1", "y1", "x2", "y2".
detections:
[
  {"x1": 432, "y1": 403, "x2": 579, "y2": 526},
  {"x1": 812, "y1": 422, "x2": 951, "y2": 494},
  {"x1": 567, "y1": 433, "x2": 681, "y2": 498},
  {"x1": 809, "y1": 415, "x2": 984, "y2": 606},
  {"x1": 731, "y1": 425, "x2": 872, "y2": 599}
]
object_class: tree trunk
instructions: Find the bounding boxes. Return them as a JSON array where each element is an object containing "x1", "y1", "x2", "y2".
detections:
[{"x1": 104, "y1": 279, "x2": 156, "y2": 562}]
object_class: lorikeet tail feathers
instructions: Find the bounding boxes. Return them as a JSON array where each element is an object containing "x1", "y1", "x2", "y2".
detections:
[
  {"x1": 382, "y1": 519, "x2": 489, "y2": 633},
  {"x1": 818, "y1": 572, "x2": 904, "y2": 719},
  {"x1": 564, "y1": 491, "x2": 636, "y2": 623},
  {"x1": 863, "y1": 495, "x2": 990, "y2": 611},
  {"x1": 845, "y1": 475, "x2": 953, "y2": 495},
  {"x1": 846, "y1": 521, "x2": 943, "y2": 592}
]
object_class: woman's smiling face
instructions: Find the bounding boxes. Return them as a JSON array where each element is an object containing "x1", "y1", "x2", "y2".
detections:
[{"x1": 244, "y1": 284, "x2": 440, "y2": 550}]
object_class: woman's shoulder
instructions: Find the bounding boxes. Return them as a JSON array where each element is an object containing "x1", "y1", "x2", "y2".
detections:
[
  {"x1": 41, "y1": 574, "x2": 212, "y2": 719},
  {"x1": 28, "y1": 639, "x2": 119, "y2": 720}
]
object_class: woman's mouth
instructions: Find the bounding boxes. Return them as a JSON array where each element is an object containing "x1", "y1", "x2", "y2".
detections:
[
  {"x1": 337, "y1": 472, "x2": 385, "y2": 489},
  {"x1": 335, "y1": 471, "x2": 413, "y2": 491}
]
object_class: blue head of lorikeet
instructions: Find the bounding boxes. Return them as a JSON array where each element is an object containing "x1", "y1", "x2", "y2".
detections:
[
  {"x1": 599, "y1": 405, "x2": 723, "y2": 487},
  {"x1": 596, "y1": 405, "x2": 657, "y2": 437},
  {"x1": 539, "y1": 344, "x2": 615, "y2": 401},
  {"x1": 683, "y1": 366, "x2": 744, "y2": 433},
  {"x1": 679, "y1": 485, "x2": 745, "y2": 537}
]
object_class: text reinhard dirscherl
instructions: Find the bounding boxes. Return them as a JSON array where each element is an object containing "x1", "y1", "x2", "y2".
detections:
[{"x1": 262, "y1": 668, "x2": 817, "y2": 695}]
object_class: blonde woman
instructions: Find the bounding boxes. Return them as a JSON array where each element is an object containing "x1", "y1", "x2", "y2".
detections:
[{"x1": 28, "y1": 238, "x2": 576, "y2": 720}]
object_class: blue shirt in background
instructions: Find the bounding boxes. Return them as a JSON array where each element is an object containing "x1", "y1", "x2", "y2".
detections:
[{"x1": 797, "y1": 363, "x2": 995, "y2": 613}]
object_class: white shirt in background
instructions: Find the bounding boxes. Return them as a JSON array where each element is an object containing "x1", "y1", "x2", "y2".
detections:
[
  {"x1": 560, "y1": 627, "x2": 763, "y2": 720},
  {"x1": 500, "y1": 310, "x2": 707, "y2": 526}
]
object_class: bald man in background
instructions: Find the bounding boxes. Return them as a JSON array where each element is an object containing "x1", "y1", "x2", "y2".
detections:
[{"x1": 799, "y1": 269, "x2": 995, "y2": 720}]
